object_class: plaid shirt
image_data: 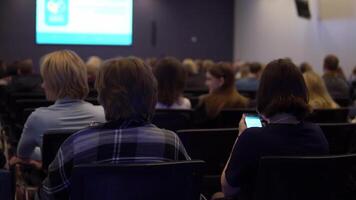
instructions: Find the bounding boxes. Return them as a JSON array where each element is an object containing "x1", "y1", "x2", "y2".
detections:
[{"x1": 39, "y1": 118, "x2": 190, "y2": 200}]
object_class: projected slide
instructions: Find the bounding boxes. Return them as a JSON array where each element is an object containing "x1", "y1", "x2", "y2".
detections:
[{"x1": 36, "y1": 0, "x2": 133, "y2": 45}]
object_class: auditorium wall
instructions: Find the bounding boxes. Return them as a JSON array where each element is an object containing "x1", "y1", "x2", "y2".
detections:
[{"x1": 0, "y1": 0, "x2": 234, "y2": 70}]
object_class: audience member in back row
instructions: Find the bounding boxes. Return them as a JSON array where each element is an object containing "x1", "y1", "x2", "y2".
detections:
[
  {"x1": 221, "y1": 59, "x2": 329, "y2": 200},
  {"x1": 154, "y1": 57, "x2": 191, "y2": 109},
  {"x1": 322, "y1": 54, "x2": 350, "y2": 100},
  {"x1": 16, "y1": 50, "x2": 105, "y2": 161},
  {"x1": 235, "y1": 62, "x2": 262, "y2": 92},
  {"x1": 195, "y1": 62, "x2": 249, "y2": 125},
  {"x1": 39, "y1": 57, "x2": 190, "y2": 200},
  {"x1": 85, "y1": 56, "x2": 102, "y2": 89},
  {"x1": 303, "y1": 71, "x2": 339, "y2": 109},
  {"x1": 5, "y1": 59, "x2": 42, "y2": 93}
]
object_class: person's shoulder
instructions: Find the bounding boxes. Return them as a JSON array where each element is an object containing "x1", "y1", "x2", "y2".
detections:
[{"x1": 238, "y1": 127, "x2": 265, "y2": 142}]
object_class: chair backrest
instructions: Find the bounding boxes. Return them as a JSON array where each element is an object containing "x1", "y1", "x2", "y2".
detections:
[
  {"x1": 42, "y1": 129, "x2": 79, "y2": 170},
  {"x1": 319, "y1": 123, "x2": 356, "y2": 154},
  {"x1": 177, "y1": 128, "x2": 238, "y2": 175},
  {"x1": 71, "y1": 160, "x2": 205, "y2": 200},
  {"x1": 0, "y1": 170, "x2": 13, "y2": 200},
  {"x1": 152, "y1": 109, "x2": 193, "y2": 131},
  {"x1": 255, "y1": 154, "x2": 356, "y2": 200},
  {"x1": 333, "y1": 97, "x2": 352, "y2": 107},
  {"x1": 306, "y1": 108, "x2": 350, "y2": 123}
]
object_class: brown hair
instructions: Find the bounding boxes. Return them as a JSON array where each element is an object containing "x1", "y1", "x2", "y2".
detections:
[
  {"x1": 201, "y1": 62, "x2": 249, "y2": 118},
  {"x1": 323, "y1": 54, "x2": 339, "y2": 71},
  {"x1": 95, "y1": 57, "x2": 157, "y2": 121},
  {"x1": 154, "y1": 57, "x2": 186, "y2": 106},
  {"x1": 40, "y1": 50, "x2": 89, "y2": 101},
  {"x1": 257, "y1": 59, "x2": 310, "y2": 120}
]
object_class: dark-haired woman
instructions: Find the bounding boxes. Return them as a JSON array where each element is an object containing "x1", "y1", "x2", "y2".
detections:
[
  {"x1": 154, "y1": 57, "x2": 191, "y2": 109},
  {"x1": 221, "y1": 59, "x2": 329, "y2": 200}
]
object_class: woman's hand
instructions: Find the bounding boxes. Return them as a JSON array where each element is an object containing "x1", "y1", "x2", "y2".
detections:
[{"x1": 238, "y1": 114, "x2": 247, "y2": 136}]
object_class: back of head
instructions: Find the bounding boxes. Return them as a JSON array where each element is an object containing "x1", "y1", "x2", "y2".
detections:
[
  {"x1": 257, "y1": 59, "x2": 310, "y2": 120},
  {"x1": 300, "y1": 62, "x2": 313, "y2": 73},
  {"x1": 40, "y1": 50, "x2": 89, "y2": 101},
  {"x1": 323, "y1": 54, "x2": 339, "y2": 72},
  {"x1": 86, "y1": 56, "x2": 102, "y2": 77},
  {"x1": 95, "y1": 57, "x2": 157, "y2": 121},
  {"x1": 182, "y1": 58, "x2": 199, "y2": 75},
  {"x1": 249, "y1": 62, "x2": 262, "y2": 75},
  {"x1": 154, "y1": 57, "x2": 186, "y2": 106},
  {"x1": 18, "y1": 59, "x2": 33, "y2": 75}
]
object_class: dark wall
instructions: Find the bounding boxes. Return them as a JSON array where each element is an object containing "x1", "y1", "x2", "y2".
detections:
[{"x1": 0, "y1": 0, "x2": 234, "y2": 70}]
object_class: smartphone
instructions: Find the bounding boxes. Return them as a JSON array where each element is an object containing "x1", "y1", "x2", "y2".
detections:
[{"x1": 244, "y1": 114, "x2": 263, "y2": 128}]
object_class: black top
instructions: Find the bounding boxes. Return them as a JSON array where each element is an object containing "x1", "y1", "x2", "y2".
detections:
[
  {"x1": 0, "y1": 150, "x2": 5, "y2": 168},
  {"x1": 225, "y1": 122, "x2": 329, "y2": 200}
]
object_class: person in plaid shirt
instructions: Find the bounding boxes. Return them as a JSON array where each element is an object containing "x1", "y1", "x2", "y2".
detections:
[{"x1": 38, "y1": 56, "x2": 190, "y2": 200}]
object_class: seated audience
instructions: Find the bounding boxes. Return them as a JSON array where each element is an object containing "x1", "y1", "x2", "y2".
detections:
[
  {"x1": 322, "y1": 54, "x2": 350, "y2": 100},
  {"x1": 235, "y1": 62, "x2": 262, "y2": 92},
  {"x1": 221, "y1": 59, "x2": 329, "y2": 200},
  {"x1": 5, "y1": 59, "x2": 42, "y2": 93},
  {"x1": 17, "y1": 50, "x2": 105, "y2": 161},
  {"x1": 183, "y1": 58, "x2": 206, "y2": 89},
  {"x1": 86, "y1": 56, "x2": 102, "y2": 89},
  {"x1": 303, "y1": 71, "x2": 339, "y2": 109},
  {"x1": 196, "y1": 62, "x2": 249, "y2": 121},
  {"x1": 299, "y1": 62, "x2": 314, "y2": 73},
  {"x1": 39, "y1": 56, "x2": 190, "y2": 199},
  {"x1": 154, "y1": 57, "x2": 191, "y2": 109}
]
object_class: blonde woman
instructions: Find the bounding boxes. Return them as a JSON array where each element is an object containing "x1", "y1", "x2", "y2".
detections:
[
  {"x1": 303, "y1": 71, "x2": 339, "y2": 109},
  {"x1": 17, "y1": 50, "x2": 105, "y2": 161}
]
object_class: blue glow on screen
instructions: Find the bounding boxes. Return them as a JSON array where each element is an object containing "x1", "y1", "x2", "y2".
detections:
[{"x1": 36, "y1": 0, "x2": 133, "y2": 45}]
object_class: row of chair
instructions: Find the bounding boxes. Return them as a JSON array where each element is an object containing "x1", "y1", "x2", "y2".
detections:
[{"x1": 2, "y1": 155, "x2": 356, "y2": 200}]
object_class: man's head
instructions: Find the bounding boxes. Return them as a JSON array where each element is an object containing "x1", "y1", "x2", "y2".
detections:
[
  {"x1": 95, "y1": 57, "x2": 158, "y2": 121},
  {"x1": 323, "y1": 54, "x2": 339, "y2": 72}
]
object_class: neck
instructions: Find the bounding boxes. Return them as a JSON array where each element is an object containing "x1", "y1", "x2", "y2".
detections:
[{"x1": 268, "y1": 113, "x2": 299, "y2": 124}]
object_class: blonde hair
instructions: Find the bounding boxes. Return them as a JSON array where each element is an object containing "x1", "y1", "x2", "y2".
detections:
[
  {"x1": 303, "y1": 71, "x2": 339, "y2": 109},
  {"x1": 40, "y1": 50, "x2": 89, "y2": 101},
  {"x1": 95, "y1": 57, "x2": 157, "y2": 121},
  {"x1": 86, "y1": 56, "x2": 102, "y2": 78}
]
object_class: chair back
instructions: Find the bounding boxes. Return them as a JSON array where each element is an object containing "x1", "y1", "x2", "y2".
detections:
[
  {"x1": 0, "y1": 170, "x2": 13, "y2": 200},
  {"x1": 42, "y1": 129, "x2": 79, "y2": 170},
  {"x1": 255, "y1": 154, "x2": 356, "y2": 200},
  {"x1": 71, "y1": 160, "x2": 205, "y2": 200},
  {"x1": 319, "y1": 123, "x2": 356, "y2": 154},
  {"x1": 306, "y1": 108, "x2": 350, "y2": 123},
  {"x1": 152, "y1": 109, "x2": 193, "y2": 131},
  {"x1": 177, "y1": 128, "x2": 237, "y2": 175}
]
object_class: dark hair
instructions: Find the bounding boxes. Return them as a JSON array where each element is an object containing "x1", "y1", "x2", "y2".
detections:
[
  {"x1": 299, "y1": 62, "x2": 313, "y2": 73},
  {"x1": 95, "y1": 57, "x2": 157, "y2": 121},
  {"x1": 18, "y1": 59, "x2": 33, "y2": 75},
  {"x1": 323, "y1": 54, "x2": 339, "y2": 71},
  {"x1": 257, "y1": 59, "x2": 310, "y2": 120},
  {"x1": 249, "y1": 62, "x2": 262, "y2": 74},
  {"x1": 154, "y1": 57, "x2": 186, "y2": 106}
]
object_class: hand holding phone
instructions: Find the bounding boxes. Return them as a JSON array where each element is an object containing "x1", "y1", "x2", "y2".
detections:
[{"x1": 244, "y1": 114, "x2": 263, "y2": 128}]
